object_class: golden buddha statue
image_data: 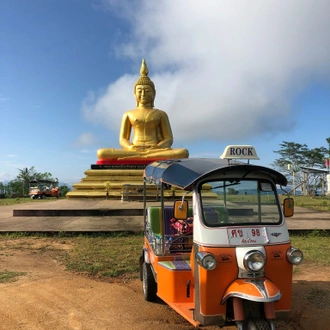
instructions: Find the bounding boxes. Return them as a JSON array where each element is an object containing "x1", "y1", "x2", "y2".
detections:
[{"x1": 97, "y1": 59, "x2": 189, "y2": 161}]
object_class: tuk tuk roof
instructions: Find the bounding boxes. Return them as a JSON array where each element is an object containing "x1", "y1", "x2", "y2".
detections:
[
  {"x1": 29, "y1": 179, "x2": 58, "y2": 184},
  {"x1": 144, "y1": 158, "x2": 287, "y2": 190}
]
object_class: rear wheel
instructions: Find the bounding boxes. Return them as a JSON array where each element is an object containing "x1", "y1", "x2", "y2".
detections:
[
  {"x1": 244, "y1": 318, "x2": 271, "y2": 330},
  {"x1": 142, "y1": 262, "x2": 157, "y2": 302},
  {"x1": 139, "y1": 255, "x2": 144, "y2": 281}
]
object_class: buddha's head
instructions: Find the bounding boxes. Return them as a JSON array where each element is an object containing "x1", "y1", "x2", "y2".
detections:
[{"x1": 134, "y1": 59, "x2": 156, "y2": 107}]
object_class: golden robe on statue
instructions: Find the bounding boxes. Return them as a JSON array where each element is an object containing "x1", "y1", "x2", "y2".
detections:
[{"x1": 97, "y1": 59, "x2": 189, "y2": 162}]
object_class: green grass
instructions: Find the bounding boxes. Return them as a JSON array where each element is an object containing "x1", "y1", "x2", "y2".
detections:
[
  {"x1": 278, "y1": 195, "x2": 330, "y2": 212},
  {"x1": 61, "y1": 232, "x2": 330, "y2": 277},
  {"x1": 292, "y1": 196, "x2": 330, "y2": 211},
  {"x1": 291, "y1": 231, "x2": 330, "y2": 265},
  {"x1": 217, "y1": 194, "x2": 330, "y2": 210},
  {"x1": 0, "y1": 197, "x2": 59, "y2": 206},
  {"x1": 0, "y1": 232, "x2": 143, "y2": 279},
  {"x1": 61, "y1": 233, "x2": 143, "y2": 278},
  {"x1": 0, "y1": 270, "x2": 27, "y2": 283},
  {"x1": 0, "y1": 231, "x2": 329, "y2": 280}
]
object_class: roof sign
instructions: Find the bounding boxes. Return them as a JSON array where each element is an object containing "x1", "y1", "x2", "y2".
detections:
[{"x1": 220, "y1": 145, "x2": 260, "y2": 160}]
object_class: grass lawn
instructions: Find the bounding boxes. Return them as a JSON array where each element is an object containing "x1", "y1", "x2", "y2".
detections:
[
  {"x1": 0, "y1": 231, "x2": 328, "y2": 280},
  {"x1": 0, "y1": 197, "x2": 59, "y2": 206}
]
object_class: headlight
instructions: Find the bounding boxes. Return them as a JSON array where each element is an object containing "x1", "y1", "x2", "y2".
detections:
[
  {"x1": 287, "y1": 247, "x2": 303, "y2": 265},
  {"x1": 196, "y1": 252, "x2": 217, "y2": 270},
  {"x1": 243, "y1": 250, "x2": 265, "y2": 272}
]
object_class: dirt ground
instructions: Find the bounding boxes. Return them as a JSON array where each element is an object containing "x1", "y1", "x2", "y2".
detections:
[{"x1": 0, "y1": 238, "x2": 329, "y2": 330}]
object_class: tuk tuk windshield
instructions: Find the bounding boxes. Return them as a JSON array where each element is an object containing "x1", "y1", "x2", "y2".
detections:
[{"x1": 199, "y1": 179, "x2": 282, "y2": 227}]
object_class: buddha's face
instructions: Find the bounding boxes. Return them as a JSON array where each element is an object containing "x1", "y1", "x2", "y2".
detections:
[{"x1": 135, "y1": 84, "x2": 154, "y2": 106}]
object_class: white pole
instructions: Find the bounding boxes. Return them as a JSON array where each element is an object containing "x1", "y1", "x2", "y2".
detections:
[{"x1": 293, "y1": 171, "x2": 295, "y2": 196}]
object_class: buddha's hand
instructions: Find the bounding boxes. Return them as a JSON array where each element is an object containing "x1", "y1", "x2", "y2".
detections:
[
  {"x1": 126, "y1": 145, "x2": 137, "y2": 151},
  {"x1": 147, "y1": 146, "x2": 161, "y2": 150},
  {"x1": 157, "y1": 141, "x2": 172, "y2": 148},
  {"x1": 144, "y1": 146, "x2": 169, "y2": 152},
  {"x1": 156, "y1": 145, "x2": 170, "y2": 150}
]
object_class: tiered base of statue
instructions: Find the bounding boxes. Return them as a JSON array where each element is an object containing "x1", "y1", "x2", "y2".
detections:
[
  {"x1": 66, "y1": 159, "x2": 217, "y2": 200},
  {"x1": 66, "y1": 159, "x2": 156, "y2": 200}
]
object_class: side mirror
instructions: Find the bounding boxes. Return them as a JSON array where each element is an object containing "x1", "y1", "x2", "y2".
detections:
[
  {"x1": 174, "y1": 200, "x2": 188, "y2": 219},
  {"x1": 283, "y1": 197, "x2": 294, "y2": 217}
]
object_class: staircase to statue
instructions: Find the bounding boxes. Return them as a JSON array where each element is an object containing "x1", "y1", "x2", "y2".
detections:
[
  {"x1": 66, "y1": 160, "x2": 218, "y2": 200},
  {"x1": 66, "y1": 167, "x2": 199, "y2": 200},
  {"x1": 67, "y1": 167, "x2": 146, "y2": 200}
]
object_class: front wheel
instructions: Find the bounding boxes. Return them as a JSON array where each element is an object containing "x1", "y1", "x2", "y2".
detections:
[
  {"x1": 142, "y1": 262, "x2": 157, "y2": 302},
  {"x1": 244, "y1": 318, "x2": 271, "y2": 330}
]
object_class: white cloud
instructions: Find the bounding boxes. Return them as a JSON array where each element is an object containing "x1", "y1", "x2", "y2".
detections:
[
  {"x1": 84, "y1": 0, "x2": 330, "y2": 145},
  {"x1": 73, "y1": 132, "x2": 99, "y2": 148},
  {"x1": 82, "y1": 74, "x2": 137, "y2": 130}
]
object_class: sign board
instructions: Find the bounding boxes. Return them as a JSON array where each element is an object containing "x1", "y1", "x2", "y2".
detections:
[{"x1": 220, "y1": 145, "x2": 260, "y2": 160}]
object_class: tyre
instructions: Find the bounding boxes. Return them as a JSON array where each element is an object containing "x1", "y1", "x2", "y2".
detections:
[
  {"x1": 244, "y1": 318, "x2": 271, "y2": 330},
  {"x1": 139, "y1": 255, "x2": 144, "y2": 281},
  {"x1": 142, "y1": 262, "x2": 157, "y2": 302},
  {"x1": 40, "y1": 194, "x2": 45, "y2": 199}
]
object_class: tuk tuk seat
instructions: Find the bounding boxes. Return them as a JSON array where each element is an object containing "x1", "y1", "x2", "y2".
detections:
[
  {"x1": 147, "y1": 206, "x2": 193, "y2": 236},
  {"x1": 147, "y1": 205, "x2": 229, "y2": 235}
]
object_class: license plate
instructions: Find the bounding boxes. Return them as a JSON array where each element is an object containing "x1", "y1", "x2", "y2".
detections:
[{"x1": 227, "y1": 227, "x2": 269, "y2": 245}]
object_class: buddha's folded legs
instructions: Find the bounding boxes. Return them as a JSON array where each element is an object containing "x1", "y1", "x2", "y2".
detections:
[{"x1": 97, "y1": 148, "x2": 189, "y2": 160}]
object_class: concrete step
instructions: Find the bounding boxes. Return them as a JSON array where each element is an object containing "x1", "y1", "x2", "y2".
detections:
[{"x1": 13, "y1": 208, "x2": 144, "y2": 217}]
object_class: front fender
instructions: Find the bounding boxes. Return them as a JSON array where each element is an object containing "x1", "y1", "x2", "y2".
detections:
[{"x1": 221, "y1": 278, "x2": 281, "y2": 304}]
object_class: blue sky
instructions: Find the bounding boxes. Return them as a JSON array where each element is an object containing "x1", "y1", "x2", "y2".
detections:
[{"x1": 1, "y1": 0, "x2": 330, "y2": 185}]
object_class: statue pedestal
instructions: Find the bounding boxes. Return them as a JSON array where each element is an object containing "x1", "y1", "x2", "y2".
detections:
[
  {"x1": 66, "y1": 159, "x2": 193, "y2": 200},
  {"x1": 66, "y1": 158, "x2": 218, "y2": 200}
]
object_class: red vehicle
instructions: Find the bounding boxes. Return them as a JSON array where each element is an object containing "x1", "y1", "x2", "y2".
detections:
[{"x1": 29, "y1": 180, "x2": 60, "y2": 199}]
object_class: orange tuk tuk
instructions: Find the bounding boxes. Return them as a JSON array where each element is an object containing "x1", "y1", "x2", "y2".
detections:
[{"x1": 139, "y1": 145, "x2": 303, "y2": 330}]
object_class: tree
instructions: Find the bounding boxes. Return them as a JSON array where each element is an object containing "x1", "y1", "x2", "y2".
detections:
[
  {"x1": 59, "y1": 184, "x2": 71, "y2": 197},
  {"x1": 228, "y1": 188, "x2": 239, "y2": 195},
  {"x1": 0, "y1": 182, "x2": 6, "y2": 197},
  {"x1": 326, "y1": 137, "x2": 330, "y2": 154},
  {"x1": 273, "y1": 141, "x2": 328, "y2": 195}
]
